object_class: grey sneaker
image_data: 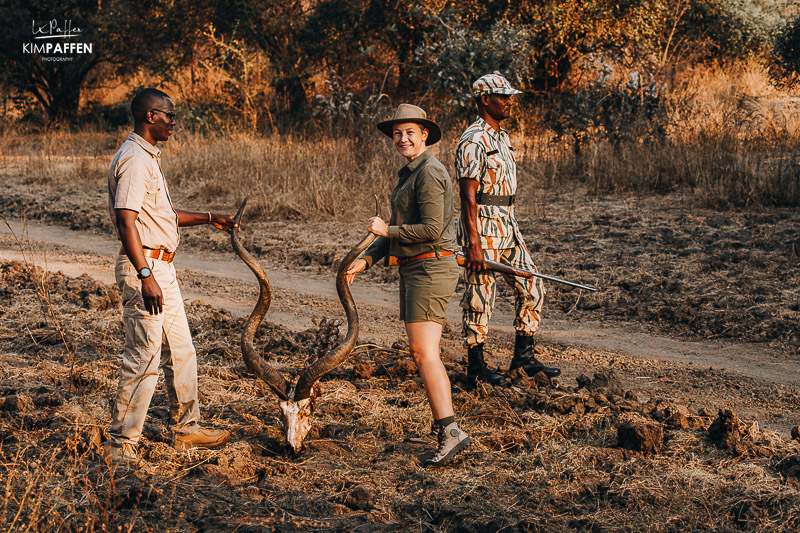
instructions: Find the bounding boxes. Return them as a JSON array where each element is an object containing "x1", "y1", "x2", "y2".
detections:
[
  {"x1": 424, "y1": 422, "x2": 472, "y2": 467},
  {"x1": 103, "y1": 442, "x2": 139, "y2": 469}
]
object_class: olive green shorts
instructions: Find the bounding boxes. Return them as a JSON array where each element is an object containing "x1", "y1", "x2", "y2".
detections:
[{"x1": 398, "y1": 255, "x2": 459, "y2": 325}]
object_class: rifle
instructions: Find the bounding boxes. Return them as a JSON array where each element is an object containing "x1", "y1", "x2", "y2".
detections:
[{"x1": 455, "y1": 251, "x2": 597, "y2": 292}]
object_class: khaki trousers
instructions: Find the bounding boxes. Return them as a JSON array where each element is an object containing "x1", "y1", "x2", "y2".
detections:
[{"x1": 108, "y1": 255, "x2": 200, "y2": 446}]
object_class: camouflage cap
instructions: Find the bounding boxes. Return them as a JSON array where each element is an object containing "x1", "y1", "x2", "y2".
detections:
[{"x1": 472, "y1": 73, "x2": 523, "y2": 98}]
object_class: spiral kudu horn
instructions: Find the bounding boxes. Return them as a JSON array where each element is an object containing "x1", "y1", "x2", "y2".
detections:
[
  {"x1": 230, "y1": 199, "x2": 291, "y2": 401},
  {"x1": 292, "y1": 199, "x2": 380, "y2": 400},
  {"x1": 230, "y1": 197, "x2": 379, "y2": 451}
]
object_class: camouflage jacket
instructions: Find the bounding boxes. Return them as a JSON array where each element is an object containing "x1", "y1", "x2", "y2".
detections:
[{"x1": 455, "y1": 117, "x2": 520, "y2": 250}]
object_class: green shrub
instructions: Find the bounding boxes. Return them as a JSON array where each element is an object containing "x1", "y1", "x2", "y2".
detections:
[
  {"x1": 769, "y1": 15, "x2": 800, "y2": 89},
  {"x1": 412, "y1": 15, "x2": 536, "y2": 113},
  {"x1": 541, "y1": 56, "x2": 670, "y2": 149}
]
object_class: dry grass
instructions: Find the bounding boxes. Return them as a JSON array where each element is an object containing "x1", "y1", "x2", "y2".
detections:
[
  {"x1": 1, "y1": 120, "x2": 798, "y2": 226},
  {"x1": 164, "y1": 132, "x2": 399, "y2": 220},
  {"x1": 1, "y1": 260, "x2": 800, "y2": 531},
  {"x1": 1, "y1": 63, "x2": 799, "y2": 220}
]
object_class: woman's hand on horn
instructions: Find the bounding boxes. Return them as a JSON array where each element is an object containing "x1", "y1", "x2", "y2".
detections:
[
  {"x1": 346, "y1": 259, "x2": 367, "y2": 285},
  {"x1": 367, "y1": 216, "x2": 389, "y2": 237}
]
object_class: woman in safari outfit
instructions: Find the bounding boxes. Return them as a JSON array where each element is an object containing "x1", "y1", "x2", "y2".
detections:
[{"x1": 346, "y1": 104, "x2": 471, "y2": 467}]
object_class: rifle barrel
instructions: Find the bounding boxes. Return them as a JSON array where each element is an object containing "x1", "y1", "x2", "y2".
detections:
[{"x1": 454, "y1": 252, "x2": 597, "y2": 292}]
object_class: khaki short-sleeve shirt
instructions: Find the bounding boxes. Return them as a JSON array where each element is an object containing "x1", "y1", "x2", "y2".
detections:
[
  {"x1": 108, "y1": 132, "x2": 179, "y2": 252},
  {"x1": 454, "y1": 117, "x2": 521, "y2": 250}
]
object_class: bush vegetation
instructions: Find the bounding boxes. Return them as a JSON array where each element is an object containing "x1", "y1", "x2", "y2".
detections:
[
  {"x1": 0, "y1": 1, "x2": 789, "y2": 123},
  {"x1": 2, "y1": 62, "x2": 798, "y2": 218},
  {"x1": 0, "y1": 0, "x2": 798, "y2": 209}
]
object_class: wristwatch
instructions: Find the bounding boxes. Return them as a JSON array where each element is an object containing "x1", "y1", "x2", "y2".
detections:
[{"x1": 137, "y1": 267, "x2": 152, "y2": 280}]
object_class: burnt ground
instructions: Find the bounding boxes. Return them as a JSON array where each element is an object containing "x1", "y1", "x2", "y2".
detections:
[{"x1": 1, "y1": 177, "x2": 800, "y2": 531}]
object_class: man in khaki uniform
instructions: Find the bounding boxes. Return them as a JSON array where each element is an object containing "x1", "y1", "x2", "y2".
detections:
[
  {"x1": 105, "y1": 88, "x2": 235, "y2": 467},
  {"x1": 456, "y1": 73, "x2": 560, "y2": 387}
]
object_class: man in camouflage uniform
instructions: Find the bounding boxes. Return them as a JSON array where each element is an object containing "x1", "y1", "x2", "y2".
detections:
[{"x1": 456, "y1": 73, "x2": 560, "y2": 387}]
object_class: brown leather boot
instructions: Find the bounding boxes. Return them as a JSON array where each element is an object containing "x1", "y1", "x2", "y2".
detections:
[
  {"x1": 172, "y1": 426, "x2": 231, "y2": 451},
  {"x1": 103, "y1": 442, "x2": 139, "y2": 469}
]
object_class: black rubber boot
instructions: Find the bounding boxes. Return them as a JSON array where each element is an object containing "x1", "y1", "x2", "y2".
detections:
[
  {"x1": 509, "y1": 334, "x2": 561, "y2": 378},
  {"x1": 466, "y1": 343, "x2": 506, "y2": 388}
]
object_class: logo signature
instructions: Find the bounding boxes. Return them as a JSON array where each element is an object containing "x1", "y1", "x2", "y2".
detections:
[
  {"x1": 23, "y1": 19, "x2": 93, "y2": 61},
  {"x1": 31, "y1": 19, "x2": 84, "y2": 40}
]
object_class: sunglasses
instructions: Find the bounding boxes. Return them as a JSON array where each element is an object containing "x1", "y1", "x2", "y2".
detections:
[{"x1": 150, "y1": 108, "x2": 177, "y2": 121}]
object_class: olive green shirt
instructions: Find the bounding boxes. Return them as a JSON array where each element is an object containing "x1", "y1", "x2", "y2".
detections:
[{"x1": 362, "y1": 150, "x2": 456, "y2": 268}]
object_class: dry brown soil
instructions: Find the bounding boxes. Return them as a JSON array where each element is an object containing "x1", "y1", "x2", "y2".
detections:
[{"x1": 1, "y1": 186, "x2": 799, "y2": 531}]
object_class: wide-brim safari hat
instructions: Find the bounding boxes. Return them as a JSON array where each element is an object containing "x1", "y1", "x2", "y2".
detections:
[{"x1": 377, "y1": 104, "x2": 441, "y2": 146}]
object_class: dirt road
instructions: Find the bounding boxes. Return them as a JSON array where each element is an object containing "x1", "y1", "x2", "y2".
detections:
[{"x1": 2, "y1": 217, "x2": 798, "y2": 433}]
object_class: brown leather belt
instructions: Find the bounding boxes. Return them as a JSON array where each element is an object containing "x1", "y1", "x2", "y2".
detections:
[
  {"x1": 397, "y1": 250, "x2": 454, "y2": 266},
  {"x1": 120, "y1": 246, "x2": 176, "y2": 263}
]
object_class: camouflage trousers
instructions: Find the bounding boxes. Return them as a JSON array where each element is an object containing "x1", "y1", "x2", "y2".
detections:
[{"x1": 460, "y1": 242, "x2": 545, "y2": 347}]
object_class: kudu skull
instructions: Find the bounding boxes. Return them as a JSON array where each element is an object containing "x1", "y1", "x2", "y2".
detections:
[{"x1": 230, "y1": 199, "x2": 377, "y2": 452}]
